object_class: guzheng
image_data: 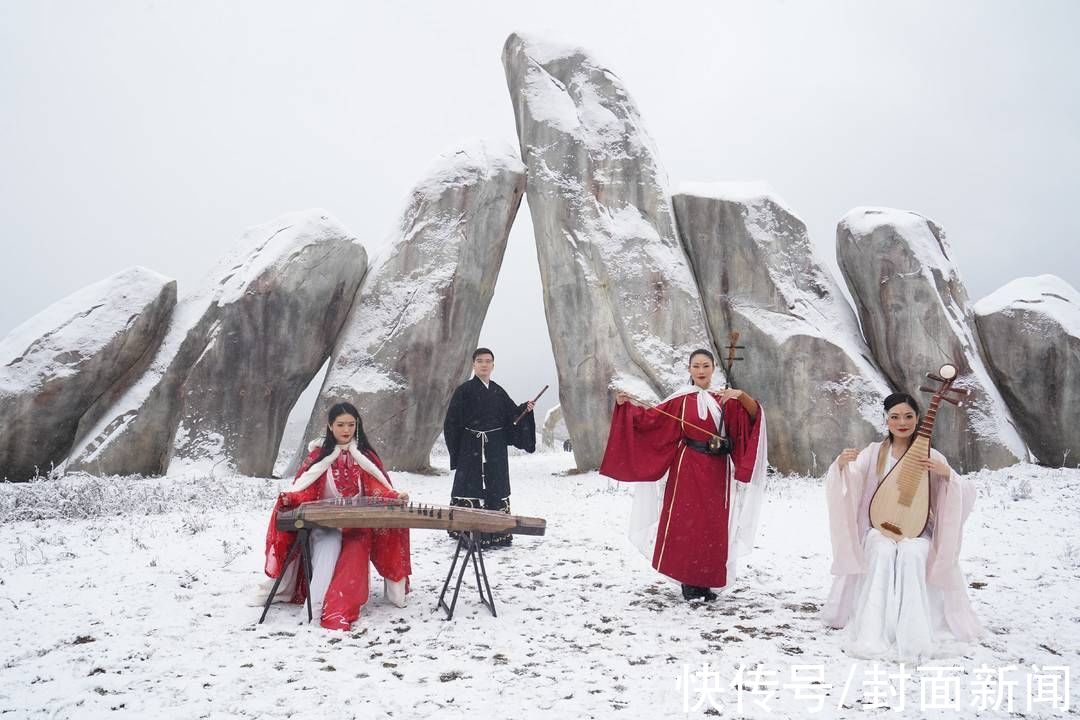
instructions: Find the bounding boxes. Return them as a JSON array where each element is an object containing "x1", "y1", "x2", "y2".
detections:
[{"x1": 276, "y1": 496, "x2": 546, "y2": 536}]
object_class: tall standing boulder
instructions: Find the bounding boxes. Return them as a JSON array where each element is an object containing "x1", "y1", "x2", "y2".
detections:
[
  {"x1": 503, "y1": 33, "x2": 713, "y2": 470},
  {"x1": 67, "y1": 211, "x2": 365, "y2": 477},
  {"x1": 974, "y1": 275, "x2": 1080, "y2": 467},
  {"x1": 298, "y1": 141, "x2": 526, "y2": 471},
  {"x1": 0, "y1": 267, "x2": 175, "y2": 480},
  {"x1": 674, "y1": 184, "x2": 891, "y2": 475},
  {"x1": 837, "y1": 207, "x2": 1025, "y2": 471}
]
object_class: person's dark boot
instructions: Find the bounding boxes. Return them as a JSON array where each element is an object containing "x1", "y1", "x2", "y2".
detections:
[
  {"x1": 701, "y1": 588, "x2": 718, "y2": 602},
  {"x1": 681, "y1": 584, "x2": 703, "y2": 601}
]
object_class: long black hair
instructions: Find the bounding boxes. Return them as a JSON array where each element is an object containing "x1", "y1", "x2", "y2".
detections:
[
  {"x1": 688, "y1": 348, "x2": 715, "y2": 384},
  {"x1": 883, "y1": 392, "x2": 920, "y2": 444},
  {"x1": 317, "y1": 402, "x2": 375, "y2": 461}
]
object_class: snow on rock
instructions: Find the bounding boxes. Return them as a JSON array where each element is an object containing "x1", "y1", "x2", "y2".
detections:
[
  {"x1": 674, "y1": 185, "x2": 891, "y2": 475},
  {"x1": 503, "y1": 32, "x2": 713, "y2": 470},
  {"x1": 837, "y1": 208, "x2": 1026, "y2": 471},
  {"x1": 974, "y1": 275, "x2": 1080, "y2": 467},
  {"x1": 0, "y1": 267, "x2": 175, "y2": 481},
  {"x1": 65, "y1": 211, "x2": 365, "y2": 477},
  {"x1": 296, "y1": 141, "x2": 526, "y2": 472}
]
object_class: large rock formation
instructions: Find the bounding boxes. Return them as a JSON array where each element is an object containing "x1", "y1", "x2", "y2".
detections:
[
  {"x1": 0, "y1": 267, "x2": 175, "y2": 481},
  {"x1": 503, "y1": 33, "x2": 713, "y2": 470},
  {"x1": 298, "y1": 141, "x2": 525, "y2": 471},
  {"x1": 540, "y1": 405, "x2": 565, "y2": 451},
  {"x1": 837, "y1": 208, "x2": 1025, "y2": 471},
  {"x1": 67, "y1": 211, "x2": 365, "y2": 477},
  {"x1": 974, "y1": 275, "x2": 1080, "y2": 467},
  {"x1": 674, "y1": 184, "x2": 891, "y2": 475}
]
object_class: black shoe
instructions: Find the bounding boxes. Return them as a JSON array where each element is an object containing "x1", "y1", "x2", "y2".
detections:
[
  {"x1": 681, "y1": 584, "x2": 703, "y2": 601},
  {"x1": 681, "y1": 584, "x2": 717, "y2": 602}
]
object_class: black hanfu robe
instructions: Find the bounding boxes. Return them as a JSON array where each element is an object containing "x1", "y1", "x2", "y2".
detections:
[{"x1": 443, "y1": 376, "x2": 535, "y2": 544}]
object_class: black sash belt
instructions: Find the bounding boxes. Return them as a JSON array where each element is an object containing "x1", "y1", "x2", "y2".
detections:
[{"x1": 683, "y1": 436, "x2": 731, "y2": 456}]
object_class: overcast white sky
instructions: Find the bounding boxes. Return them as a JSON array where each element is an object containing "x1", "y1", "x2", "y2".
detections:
[{"x1": 3, "y1": 0, "x2": 1078, "y2": 425}]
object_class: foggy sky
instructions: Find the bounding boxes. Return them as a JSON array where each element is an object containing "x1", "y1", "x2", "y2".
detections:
[{"x1": 2, "y1": 0, "x2": 1078, "y2": 426}]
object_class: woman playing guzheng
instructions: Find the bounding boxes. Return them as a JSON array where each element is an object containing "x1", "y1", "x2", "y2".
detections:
[
  {"x1": 264, "y1": 402, "x2": 411, "y2": 630},
  {"x1": 822, "y1": 392, "x2": 982, "y2": 659},
  {"x1": 600, "y1": 348, "x2": 768, "y2": 602}
]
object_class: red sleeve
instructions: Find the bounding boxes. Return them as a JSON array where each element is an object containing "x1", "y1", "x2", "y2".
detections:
[
  {"x1": 599, "y1": 398, "x2": 683, "y2": 482},
  {"x1": 279, "y1": 448, "x2": 323, "y2": 506},
  {"x1": 264, "y1": 449, "x2": 322, "y2": 577},
  {"x1": 725, "y1": 398, "x2": 762, "y2": 483}
]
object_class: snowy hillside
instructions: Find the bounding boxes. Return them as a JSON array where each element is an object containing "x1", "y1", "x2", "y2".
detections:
[{"x1": 1, "y1": 453, "x2": 1076, "y2": 718}]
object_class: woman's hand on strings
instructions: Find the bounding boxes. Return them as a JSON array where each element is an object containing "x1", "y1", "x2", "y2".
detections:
[
  {"x1": 914, "y1": 456, "x2": 950, "y2": 476},
  {"x1": 837, "y1": 448, "x2": 860, "y2": 470},
  {"x1": 717, "y1": 388, "x2": 745, "y2": 403},
  {"x1": 396, "y1": 491, "x2": 409, "y2": 503}
]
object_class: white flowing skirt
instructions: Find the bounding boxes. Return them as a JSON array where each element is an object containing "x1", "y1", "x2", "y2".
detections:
[{"x1": 842, "y1": 529, "x2": 965, "y2": 662}]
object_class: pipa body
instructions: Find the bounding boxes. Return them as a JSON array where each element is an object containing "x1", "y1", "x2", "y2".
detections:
[{"x1": 868, "y1": 435, "x2": 932, "y2": 540}]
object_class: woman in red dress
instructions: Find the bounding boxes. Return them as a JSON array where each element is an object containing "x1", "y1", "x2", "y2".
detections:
[
  {"x1": 600, "y1": 349, "x2": 768, "y2": 602},
  {"x1": 264, "y1": 402, "x2": 412, "y2": 630}
]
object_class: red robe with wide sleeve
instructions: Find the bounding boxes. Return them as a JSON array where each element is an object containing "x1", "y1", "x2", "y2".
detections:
[
  {"x1": 600, "y1": 392, "x2": 760, "y2": 587},
  {"x1": 264, "y1": 447, "x2": 411, "y2": 630}
]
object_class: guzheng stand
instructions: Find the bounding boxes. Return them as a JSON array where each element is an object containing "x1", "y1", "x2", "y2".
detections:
[
  {"x1": 437, "y1": 530, "x2": 497, "y2": 620},
  {"x1": 258, "y1": 527, "x2": 315, "y2": 625}
]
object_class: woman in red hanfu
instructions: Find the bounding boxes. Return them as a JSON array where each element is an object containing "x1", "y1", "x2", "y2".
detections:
[
  {"x1": 600, "y1": 349, "x2": 768, "y2": 602},
  {"x1": 264, "y1": 402, "x2": 411, "y2": 630}
]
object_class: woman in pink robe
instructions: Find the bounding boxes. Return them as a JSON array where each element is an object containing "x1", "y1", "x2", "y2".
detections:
[{"x1": 823, "y1": 392, "x2": 982, "y2": 660}]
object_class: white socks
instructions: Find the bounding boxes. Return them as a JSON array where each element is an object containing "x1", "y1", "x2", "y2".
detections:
[{"x1": 384, "y1": 577, "x2": 407, "y2": 608}]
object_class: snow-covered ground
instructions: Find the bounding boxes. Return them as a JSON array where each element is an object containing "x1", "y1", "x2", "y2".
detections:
[{"x1": 1, "y1": 452, "x2": 1077, "y2": 719}]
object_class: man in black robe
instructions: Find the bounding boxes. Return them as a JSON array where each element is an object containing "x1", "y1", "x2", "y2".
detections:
[{"x1": 443, "y1": 347, "x2": 536, "y2": 546}]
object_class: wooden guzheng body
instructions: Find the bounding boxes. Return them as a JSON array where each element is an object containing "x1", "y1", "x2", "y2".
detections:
[{"x1": 276, "y1": 497, "x2": 546, "y2": 536}]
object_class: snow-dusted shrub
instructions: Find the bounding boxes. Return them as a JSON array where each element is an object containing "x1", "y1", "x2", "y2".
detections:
[
  {"x1": 0, "y1": 472, "x2": 275, "y2": 522},
  {"x1": 1060, "y1": 542, "x2": 1080, "y2": 569},
  {"x1": 1010, "y1": 476, "x2": 1033, "y2": 501}
]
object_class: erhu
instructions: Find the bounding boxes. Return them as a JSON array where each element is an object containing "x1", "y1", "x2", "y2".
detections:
[
  {"x1": 868, "y1": 363, "x2": 969, "y2": 540},
  {"x1": 704, "y1": 331, "x2": 745, "y2": 453}
]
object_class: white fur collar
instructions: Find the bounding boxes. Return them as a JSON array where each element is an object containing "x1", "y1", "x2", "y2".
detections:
[{"x1": 293, "y1": 440, "x2": 395, "y2": 490}]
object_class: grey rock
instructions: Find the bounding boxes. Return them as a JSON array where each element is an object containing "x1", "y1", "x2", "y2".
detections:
[
  {"x1": 837, "y1": 207, "x2": 1025, "y2": 471},
  {"x1": 503, "y1": 33, "x2": 712, "y2": 470},
  {"x1": 298, "y1": 141, "x2": 525, "y2": 471},
  {"x1": 974, "y1": 275, "x2": 1080, "y2": 467},
  {"x1": 674, "y1": 184, "x2": 891, "y2": 475},
  {"x1": 0, "y1": 267, "x2": 175, "y2": 481},
  {"x1": 67, "y1": 211, "x2": 365, "y2": 477},
  {"x1": 542, "y1": 404, "x2": 568, "y2": 449}
]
